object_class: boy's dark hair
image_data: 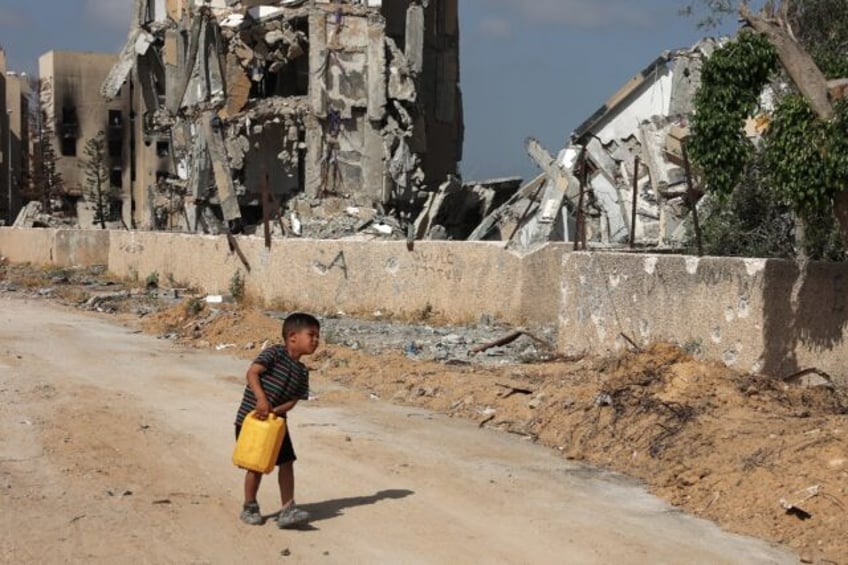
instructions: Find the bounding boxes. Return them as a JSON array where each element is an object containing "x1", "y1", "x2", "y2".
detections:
[{"x1": 282, "y1": 312, "x2": 320, "y2": 339}]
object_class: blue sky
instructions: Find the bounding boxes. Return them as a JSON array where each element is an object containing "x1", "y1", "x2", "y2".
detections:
[{"x1": 0, "y1": 0, "x2": 736, "y2": 182}]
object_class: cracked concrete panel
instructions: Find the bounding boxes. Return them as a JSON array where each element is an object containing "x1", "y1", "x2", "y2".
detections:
[
  {"x1": 387, "y1": 39, "x2": 416, "y2": 102},
  {"x1": 204, "y1": 23, "x2": 226, "y2": 103},
  {"x1": 405, "y1": 4, "x2": 424, "y2": 74},
  {"x1": 187, "y1": 125, "x2": 211, "y2": 199},
  {"x1": 199, "y1": 112, "x2": 240, "y2": 221},
  {"x1": 102, "y1": 28, "x2": 142, "y2": 99},
  {"x1": 325, "y1": 113, "x2": 368, "y2": 193},
  {"x1": 164, "y1": 29, "x2": 185, "y2": 111},
  {"x1": 413, "y1": 175, "x2": 461, "y2": 239},
  {"x1": 137, "y1": 50, "x2": 164, "y2": 112},
  {"x1": 585, "y1": 137, "x2": 619, "y2": 187},
  {"x1": 526, "y1": 140, "x2": 581, "y2": 245},
  {"x1": 309, "y1": 12, "x2": 328, "y2": 118},
  {"x1": 590, "y1": 173, "x2": 629, "y2": 244},
  {"x1": 166, "y1": 0, "x2": 184, "y2": 22},
  {"x1": 326, "y1": 52, "x2": 369, "y2": 118},
  {"x1": 367, "y1": 18, "x2": 387, "y2": 122},
  {"x1": 221, "y1": 53, "x2": 250, "y2": 118},
  {"x1": 304, "y1": 115, "x2": 324, "y2": 199},
  {"x1": 327, "y1": 12, "x2": 370, "y2": 49},
  {"x1": 360, "y1": 120, "x2": 386, "y2": 203},
  {"x1": 180, "y1": 19, "x2": 226, "y2": 107},
  {"x1": 670, "y1": 57, "x2": 702, "y2": 117},
  {"x1": 178, "y1": 15, "x2": 205, "y2": 109}
]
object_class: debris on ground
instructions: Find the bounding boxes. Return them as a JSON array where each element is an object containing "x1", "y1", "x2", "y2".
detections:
[{"x1": 2, "y1": 263, "x2": 847, "y2": 563}]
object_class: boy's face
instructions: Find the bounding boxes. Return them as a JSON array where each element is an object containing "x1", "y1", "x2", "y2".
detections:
[{"x1": 287, "y1": 327, "x2": 320, "y2": 357}]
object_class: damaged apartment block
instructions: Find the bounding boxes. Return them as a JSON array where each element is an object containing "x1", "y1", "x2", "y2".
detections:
[
  {"x1": 471, "y1": 39, "x2": 722, "y2": 250},
  {"x1": 102, "y1": 0, "x2": 463, "y2": 237}
]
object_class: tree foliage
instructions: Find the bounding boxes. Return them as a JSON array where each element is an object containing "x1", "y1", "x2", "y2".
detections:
[
  {"x1": 79, "y1": 131, "x2": 115, "y2": 229},
  {"x1": 679, "y1": 0, "x2": 738, "y2": 29},
  {"x1": 765, "y1": 96, "x2": 848, "y2": 214},
  {"x1": 697, "y1": 164, "x2": 796, "y2": 258},
  {"x1": 786, "y1": 0, "x2": 848, "y2": 77},
  {"x1": 689, "y1": 31, "x2": 778, "y2": 197},
  {"x1": 686, "y1": 1, "x2": 848, "y2": 259}
]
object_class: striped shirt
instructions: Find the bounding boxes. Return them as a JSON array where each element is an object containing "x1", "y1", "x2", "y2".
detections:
[{"x1": 234, "y1": 345, "x2": 310, "y2": 426}]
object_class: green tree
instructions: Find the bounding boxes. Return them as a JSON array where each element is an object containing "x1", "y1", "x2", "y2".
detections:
[
  {"x1": 685, "y1": 0, "x2": 848, "y2": 259},
  {"x1": 79, "y1": 131, "x2": 115, "y2": 229}
]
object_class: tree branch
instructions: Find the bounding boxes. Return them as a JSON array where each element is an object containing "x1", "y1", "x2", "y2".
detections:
[{"x1": 740, "y1": 2, "x2": 833, "y2": 120}]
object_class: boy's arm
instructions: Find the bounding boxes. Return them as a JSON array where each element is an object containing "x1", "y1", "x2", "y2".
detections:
[
  {"x1": 246, "y1": 363, "x2": 272, "y2": 419},
  {"x1": 273, "y1": 399, "x2": 299, "y2": 416}
]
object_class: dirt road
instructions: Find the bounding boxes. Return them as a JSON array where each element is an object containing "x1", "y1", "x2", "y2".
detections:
[{"x1": 0, "y1": 297, "x2": 795, "y2": 564}]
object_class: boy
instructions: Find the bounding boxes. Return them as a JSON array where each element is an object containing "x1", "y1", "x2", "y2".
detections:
[{"x1": 234, "y1": 312, "x2": 320, "y2": 528}]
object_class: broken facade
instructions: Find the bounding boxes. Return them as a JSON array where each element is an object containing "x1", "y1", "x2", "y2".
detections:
[
  {"x1": 472, "y1": 39, "x2": 723, "y2": 249},
  {"x1": 39, "y1": 51, "x2": 136, "y2": 227},
  {"x1": 103, "y1": 0, "x2": 463, "y2": 236},
  {"x1": 5, "y1": 70, "x2": 30, "y2": 226}
]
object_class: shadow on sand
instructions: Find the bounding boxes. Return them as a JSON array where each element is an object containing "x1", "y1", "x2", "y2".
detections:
[{"x1": 297, "y1": 489, "x2": 415, "y2": 523}]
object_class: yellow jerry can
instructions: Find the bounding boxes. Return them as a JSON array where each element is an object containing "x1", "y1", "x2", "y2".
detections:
[{"x1": 232, "y1": 411, "x2": 286, "y2": 474}]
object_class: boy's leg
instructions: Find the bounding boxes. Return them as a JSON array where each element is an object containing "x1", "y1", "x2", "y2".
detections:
[
  {"x1": 244, "y1": 470, "x2": 262, "y2": 504},
  {"x1": 236, "y1": 425, "x2": 264, "y2": 525},
  {"x1": 275, "y1": 429, "x2": 309, "y2": 528},
  {"x1": 278, "y1": 462, "x2": 294, "y2": 507},
  {"x1": 240, "y1": 470, "x2": 264, "y2": 525},
  {"x1": 276, "y1": 463, "x2": 309, "y2": 528}
]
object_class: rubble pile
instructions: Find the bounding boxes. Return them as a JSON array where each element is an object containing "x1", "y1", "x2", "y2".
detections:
[
  {"x1": 13, "y1": 201, "x2": 80, "y2": 229},
  {"x1": 471, "y1": 39, "x2": 726, "y2": 250},
  {"x1": 102, "y1": 0, "x2": 464, "y2": 237}
]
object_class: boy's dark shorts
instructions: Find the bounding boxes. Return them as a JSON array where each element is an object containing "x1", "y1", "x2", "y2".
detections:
[{"x1": 235, "y1": 421, "x2": 296, "y2": 466}]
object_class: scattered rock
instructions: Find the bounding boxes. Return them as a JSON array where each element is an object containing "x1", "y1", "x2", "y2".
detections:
[
  {"x1": 594, "y1": 393, "x2": 613, "y2": 407},
  {"x1": 528, "y1": 393, "x2": 546, "y2": 409}
]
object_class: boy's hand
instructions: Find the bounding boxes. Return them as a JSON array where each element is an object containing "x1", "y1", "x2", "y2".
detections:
[{"x1": 254, "y1": 398, "x2": 272, "y2": 420}]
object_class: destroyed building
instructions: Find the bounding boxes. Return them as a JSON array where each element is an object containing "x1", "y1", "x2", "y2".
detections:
[
  {"x1": 5, "y1": 70, "x2": 30, "y2": 226},
  {"x1": 471, "y1": 39, "x2": 724, "y2": 250},
  {"x1": 39, "y1": 51, "x2": 137, "y2": 227},
  {"x1": 102, "y1": 0, "x2": 463, "y2": 237}
]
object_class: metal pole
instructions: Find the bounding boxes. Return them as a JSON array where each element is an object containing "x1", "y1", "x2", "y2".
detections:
[
  {"x1": 630, "y1": 156, "x2": 640, "y2": 249},
  {"x1": 681, "y1": 143, "x2": 703, "y2": 257}
]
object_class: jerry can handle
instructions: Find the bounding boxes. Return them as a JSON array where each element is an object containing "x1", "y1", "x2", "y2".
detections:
[{"x1": 246, "y1": 409, "x2": 276, "y2": 422}]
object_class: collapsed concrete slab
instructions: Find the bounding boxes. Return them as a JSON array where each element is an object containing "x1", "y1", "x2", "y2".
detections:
[
  {"x1": 472, "y1": 39, "x2": 723, "y2": 250},
  {"x1": 103, "y1": 0, "x2": 464, "y2": 237}
]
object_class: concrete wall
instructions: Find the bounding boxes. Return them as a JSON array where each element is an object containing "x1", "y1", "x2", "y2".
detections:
[
  {"x1": 561, "y1": 253, "x2": 848, "y2": 386},
  {"x1": 0, "y1": 228, "x2": 109, "y2": 266},
  {"x1": 105, "y1": 231, "x2": 546, "y2": 325},
  {"x1": 2, "y1": 227, "x2": 847, "y2": 384}
]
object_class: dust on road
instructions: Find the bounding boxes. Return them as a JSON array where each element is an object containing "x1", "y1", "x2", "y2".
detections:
[{"x1": 0, "y1": 296, "x2": 798, "y2": 564}]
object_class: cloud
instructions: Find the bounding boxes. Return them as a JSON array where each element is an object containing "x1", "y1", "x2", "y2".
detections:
[
  {"x1": 489, "y1": 0, "x2": 653, "y2": 30},
  {"x1": 84, "y1": 0, "x2": 133, "y2": 31},
  {"x1": 478, "y1": 17, "x2": 512, "y2": 39}
]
